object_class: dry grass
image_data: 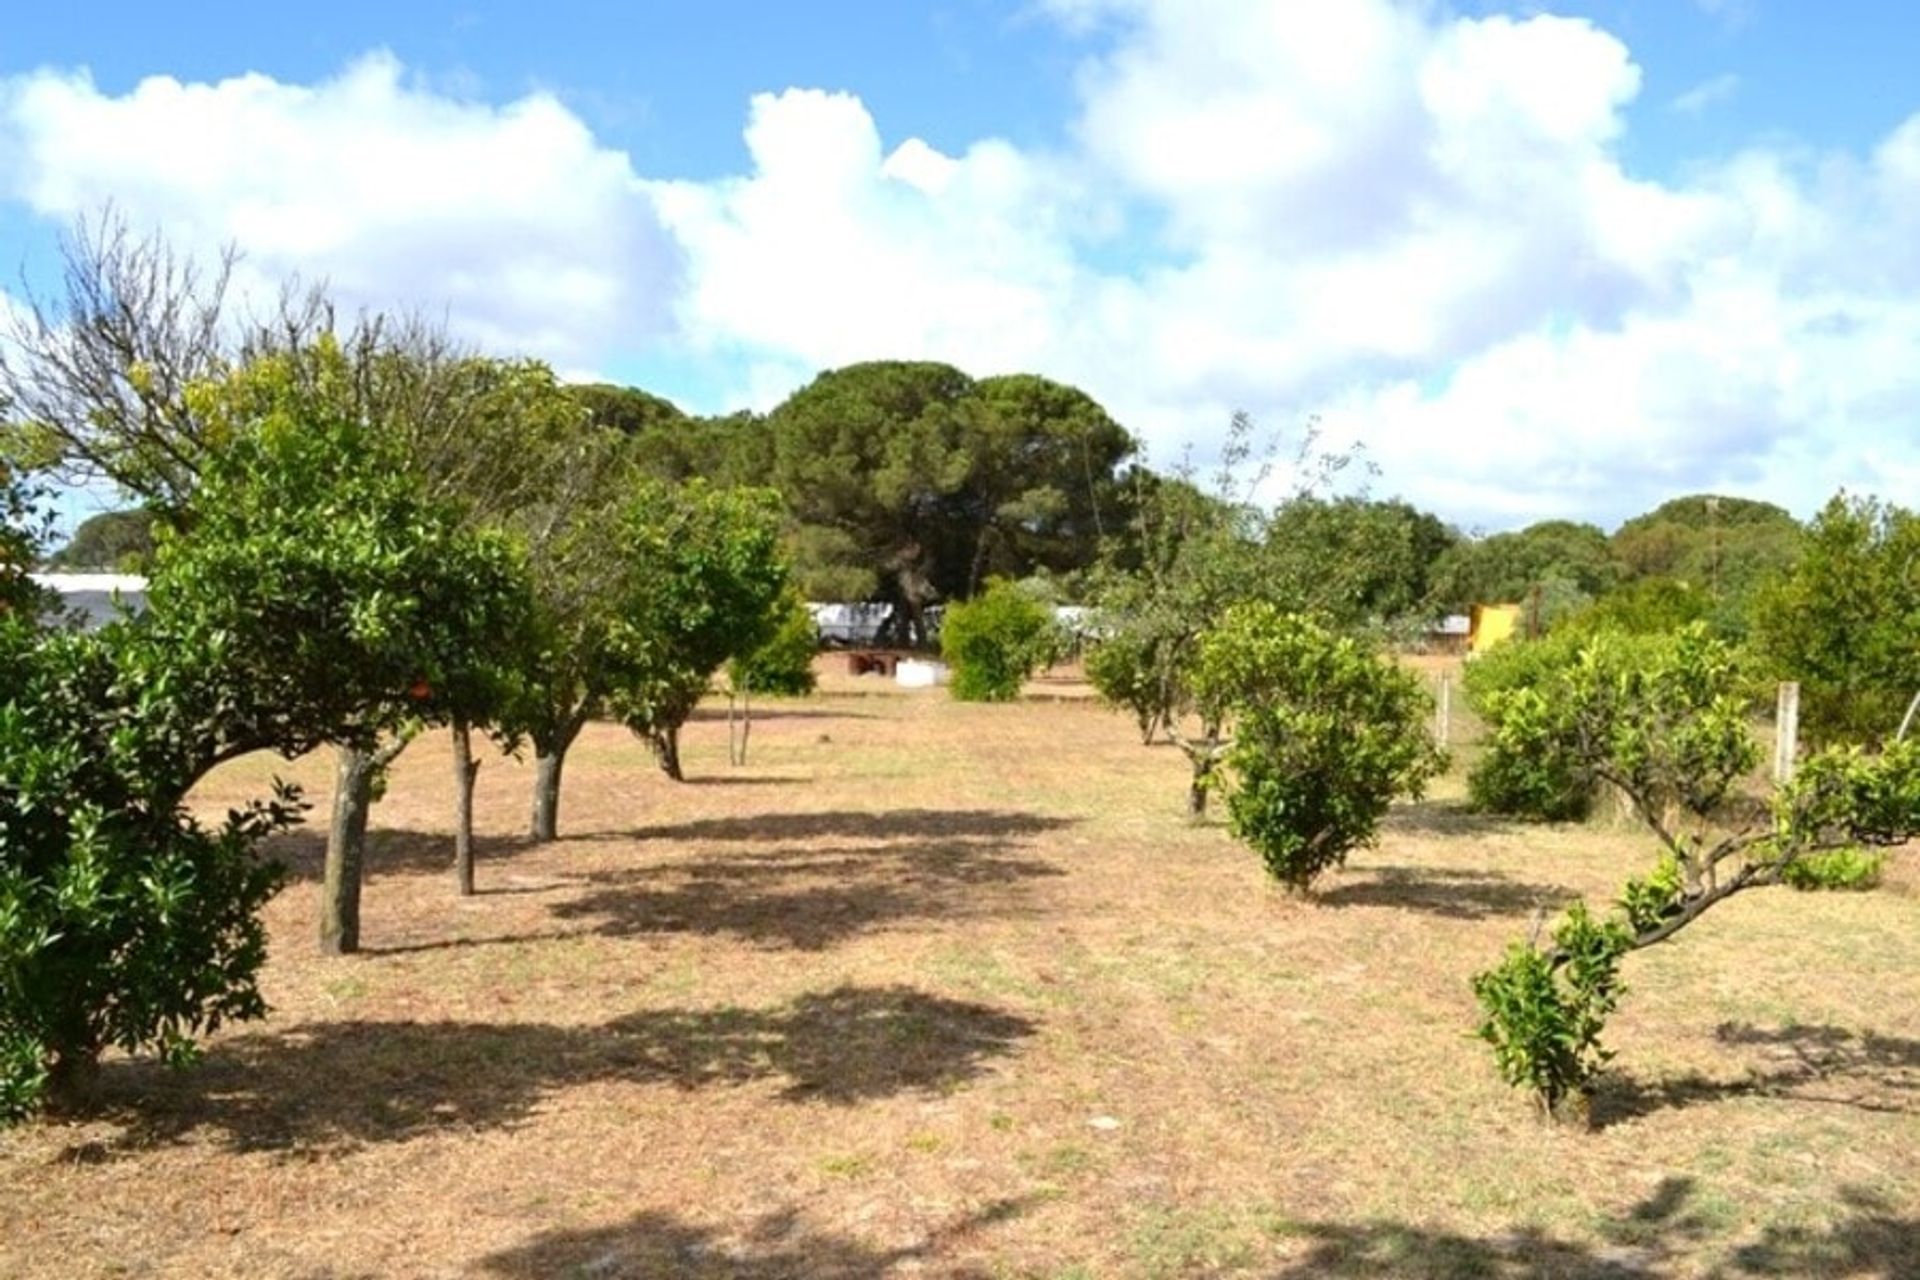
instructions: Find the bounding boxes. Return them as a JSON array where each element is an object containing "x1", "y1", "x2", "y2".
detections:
[{"x1": 3, "y1": 661, "x2": 1916, "y2": 1278}]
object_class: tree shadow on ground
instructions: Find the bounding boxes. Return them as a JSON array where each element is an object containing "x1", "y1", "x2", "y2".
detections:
[
  {"x1": 478, "y1": 1199, "x2": 1027, "y2": 1278},
  {"x1": 612, "y1": 808, "x2": 1076, "y2": 845},
  {"x1": 1314, "y1": 864, "x2": 1578, "y2": 921},
  {"x1": 546, "y1": 836, "x2": 1068, "y2": 950},
  {"x1": 1594, "y1": 1022, "x2": 1920, "y2": 1128},
  {"x1": 264, "y1": 828, "x2": 543, "y2": 884},
  {"x1": 1270, "y1": 1176, "x2": 1919, "y2": 1278},
  {"x1": 1381, "y1": 799, "x2": 1524, "y2": 839},
  {"x1": 1727, "y1": 1186, "x2": 1920, "y2": 1277},
  {"x1": 74, "y1": 985, "x2": 1035, "y2": 1157}
]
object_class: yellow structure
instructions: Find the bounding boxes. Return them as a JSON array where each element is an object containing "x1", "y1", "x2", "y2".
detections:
[{"x1": 1468, "y1": 603, "x2": 1522, "y2": 656}]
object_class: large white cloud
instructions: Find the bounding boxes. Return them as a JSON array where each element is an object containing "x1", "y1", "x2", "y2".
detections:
[
  {"x1": 4, "y1": 5, "x2": 1919, "y2": 528},
  {"x1": 0, "y1": 53, "x2": 680, "y2": 370}
]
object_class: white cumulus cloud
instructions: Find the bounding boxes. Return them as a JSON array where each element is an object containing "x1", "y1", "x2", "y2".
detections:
[{"x1": 0, "y1": 52, "x2": 680, "y2": 369}]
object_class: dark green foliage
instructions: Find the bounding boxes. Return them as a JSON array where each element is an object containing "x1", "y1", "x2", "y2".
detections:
[
  {"x1": 0, "y1": 613, "x2": 291, "y2": 1118},
  {"x1": 1750, "y1": 493, "x2": 1920, "y2": 747},
  {"x1": 765, "y1": 362, "x2": 1134, "y2": 639},
  {"x1": 1263, "y1": 496, "x2": 1459, "y2": 625},
  {"x1": 0, "y1": 467, "x2": 51, "y2": 618},
  {"x1": 0, "y1": 375, "x2": 531, "y2": 1117},
  {"x1": 46, "y1": 508, "x2": 157, "y2": 571},
  {"x1": 1084, "y1": 627, "x2": 1184, "y2": 743},
  {"x1": 941, "y1": 579, "x2": 1062, "y2": 702},
  {"x1": 1611, "y1": 494, "x2": 1802, "y2": 633},
  {"x1": 157, "y1": 367, "x2": 529, "y2": 758},
  {"x1": 1427, "y1": 519, "x2": 1618, "y2": 617},
  {"x1": 1193, "y1": 603, "x2": 1444, "y2": 891}
]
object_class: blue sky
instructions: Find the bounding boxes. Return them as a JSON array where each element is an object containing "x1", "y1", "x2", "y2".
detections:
[{"x1": 4, "y1": 1, "x2": 1919, "y2": 531}]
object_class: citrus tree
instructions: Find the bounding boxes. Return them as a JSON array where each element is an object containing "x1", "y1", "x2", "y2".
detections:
[
  {"x1": 1192, "y1": 602, "x2": 1444, "y2": 889},
  {"x1": 1471, "y1": 626, "x2": 1920, "y2": 1122}
]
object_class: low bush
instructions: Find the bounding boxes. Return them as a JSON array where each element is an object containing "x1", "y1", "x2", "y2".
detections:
[{"x1": 941, "y1": 580, "x2": 1062, "y2": 702}]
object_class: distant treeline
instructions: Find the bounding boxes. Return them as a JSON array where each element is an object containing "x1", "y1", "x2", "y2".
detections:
[{"x1": 48, "y1": 358, "x2": 1812, "y2": 640}]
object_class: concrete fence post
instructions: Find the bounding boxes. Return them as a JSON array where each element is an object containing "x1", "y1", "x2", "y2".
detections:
[{"x1": 1773, "y1": 681, "x2": 1800, "y2": 783}]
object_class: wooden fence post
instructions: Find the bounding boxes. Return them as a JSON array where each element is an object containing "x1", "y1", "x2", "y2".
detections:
[
  {"x1": 1435, "y1": 673, "x2": 1452, "y2": 748},
  {"x1": 1773, "y1": 681, "x2": 1800, "y2": 782}
]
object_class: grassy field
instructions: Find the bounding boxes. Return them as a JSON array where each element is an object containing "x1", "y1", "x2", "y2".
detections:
[{"x1": 3, "y1": 660, "x2": 1916, "y2": 1278}]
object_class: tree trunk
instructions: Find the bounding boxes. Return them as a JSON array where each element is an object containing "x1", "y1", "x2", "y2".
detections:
[
  {"x1": 451, "y1": 718, "x2": 481, "y2": 896},
  {"x1": 321, "y1": 743, "x2": 377, "y2": 955},
  {"x1": 530, "y1": 747, "x2": 567, "y2": 843},
  {"x1": 653, "y1": 726, "x2": 685, "y2": 781},
  {"x1": 1187, "y1": 766, "x2": 1210, "y2": 818},
  {"x1": 729, "y1": 682, "x2": 753, "y2": 767},
  {"x1": 44, "y1": 1045, "x2": 102, "y2": 1116}
]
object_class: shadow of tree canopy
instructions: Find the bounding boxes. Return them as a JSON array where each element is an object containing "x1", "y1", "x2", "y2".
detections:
[
  {"x1": 478, "y1": 1199, "x2": 1025, "y2": 1278},
  {"x1": 1727, "y1": 1186, "x2": 1920, "y2": 1277},
  {"x1": 1381, "y1": 800, "x2": 1526, "y2": 839},
  {"x1": 1270, "y1": 1176, "x2": 1920, "y2": 1278},
  {"x1": 1313, "y1": 864, "x2": 1578, "y2": 921},
  {"x1": 1594, "y1": 1022, "x2": 1920, "y2": 1129},
  {"x1": 541, "y1": 823, "x2": 1067, "y2": 950},
  {"x1": 76, "y1": 985, "x2": 1036, "y2": 1156},
  {"x1": 613, "y1": 808, "x2": 1076, "y2": 845},
  {"x1": 264, "y1": 827, "x2": 543, "y2": 884}
]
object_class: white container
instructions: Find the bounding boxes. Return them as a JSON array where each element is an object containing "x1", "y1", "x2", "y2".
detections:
[{"x1": 895, "y1": 659, "x2": 950, "y2": 688}]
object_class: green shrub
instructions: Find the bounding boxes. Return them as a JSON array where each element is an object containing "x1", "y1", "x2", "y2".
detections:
[
  {"x1": 730, "y1": 588, "x2": 819, "y2": 698},
  {"x1": 1473, "y1": 902, "x2": 1628, "y2": 1124},
  {"x1": 1462, "y1": 632, "x2": 1597, "y2": 820},
  {"x1": 0, "y1": 616, "x2": 293, "y2": 1119},
  {"x1": 941, "y1": 580, "x2": 1061, "y2": 702},
  {"x1": 1192, "y1": 603, "x2": 1444, "y2": 891},
  {"x1": 1781, "y1": 847, "x2": 1886, "y2": 892}
]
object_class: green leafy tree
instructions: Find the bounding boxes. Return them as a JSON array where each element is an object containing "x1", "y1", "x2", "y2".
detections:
[
  {"x1": 0, "y1": 402, "x2": 531, "y2": 1114},
  {"x1": 1086, "y1": 413, "x2": 1373, "y2": 812},
  {"x1": 1192, "y1": 602, "x2": 1444, "y2": 890},
  {"x1": 1, "y1": 465, "x2": 51, "y2": 618},
  {"x1": 168, "y1": 356, "x2": 527, "y2": 953},
  {"x1": 1427, "y1": 519, "x2": 1618, "y2": 621},
  {"x1": 725, "y1": 587, "x2": 819, "y2": 766},
  {"x1": 1611, "y1": 493, "x2": 1802, "y2": 634},
  {"x1": 610, "y1": 481, "x2": 790, "y2": 780},
  {"x1": 940, "y1": 579, "x2": 1063, "y2": 702},
  {"x1": 1460, "y1": 630, "x2": 1617, "y2": 821},
  {"x1": 45, "y1": 508, "x2": 157, "y2": 572},
  {"x1": 765, "y1": 362, "x2": 1134, "y2": 641},
  {"x1": 499, "y1": 433, "x2": 639, "y2": 843},
  {"x1": 1750, "y1": 493, "x2": 1920, "y2": 747},
  {"x1": 1263, "y1": 496, "x2": 1458, "y2": 625},
  {"x1": 1470, "y1": 626, "x2": 1920, "y2": 1122}
]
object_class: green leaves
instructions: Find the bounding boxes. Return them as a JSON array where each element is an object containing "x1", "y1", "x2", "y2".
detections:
[
  {"x1": 941, "y1": 580, "x2": 1062, "y2": 703},
  {"x1": 1750, "y1": 493, "x2": 1920, "y2": 747},
  {"x1": 1194, "y1": 603, "x2": 1444, "y2": 892},
  {"x1": 1472, "y1": 903, "x2": 1627, "y2": 1123}
]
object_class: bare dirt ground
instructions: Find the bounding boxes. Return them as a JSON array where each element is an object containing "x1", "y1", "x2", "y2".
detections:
[{"x1": 3, "y1": 661, "x2": 1916, "y2": 1278}]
